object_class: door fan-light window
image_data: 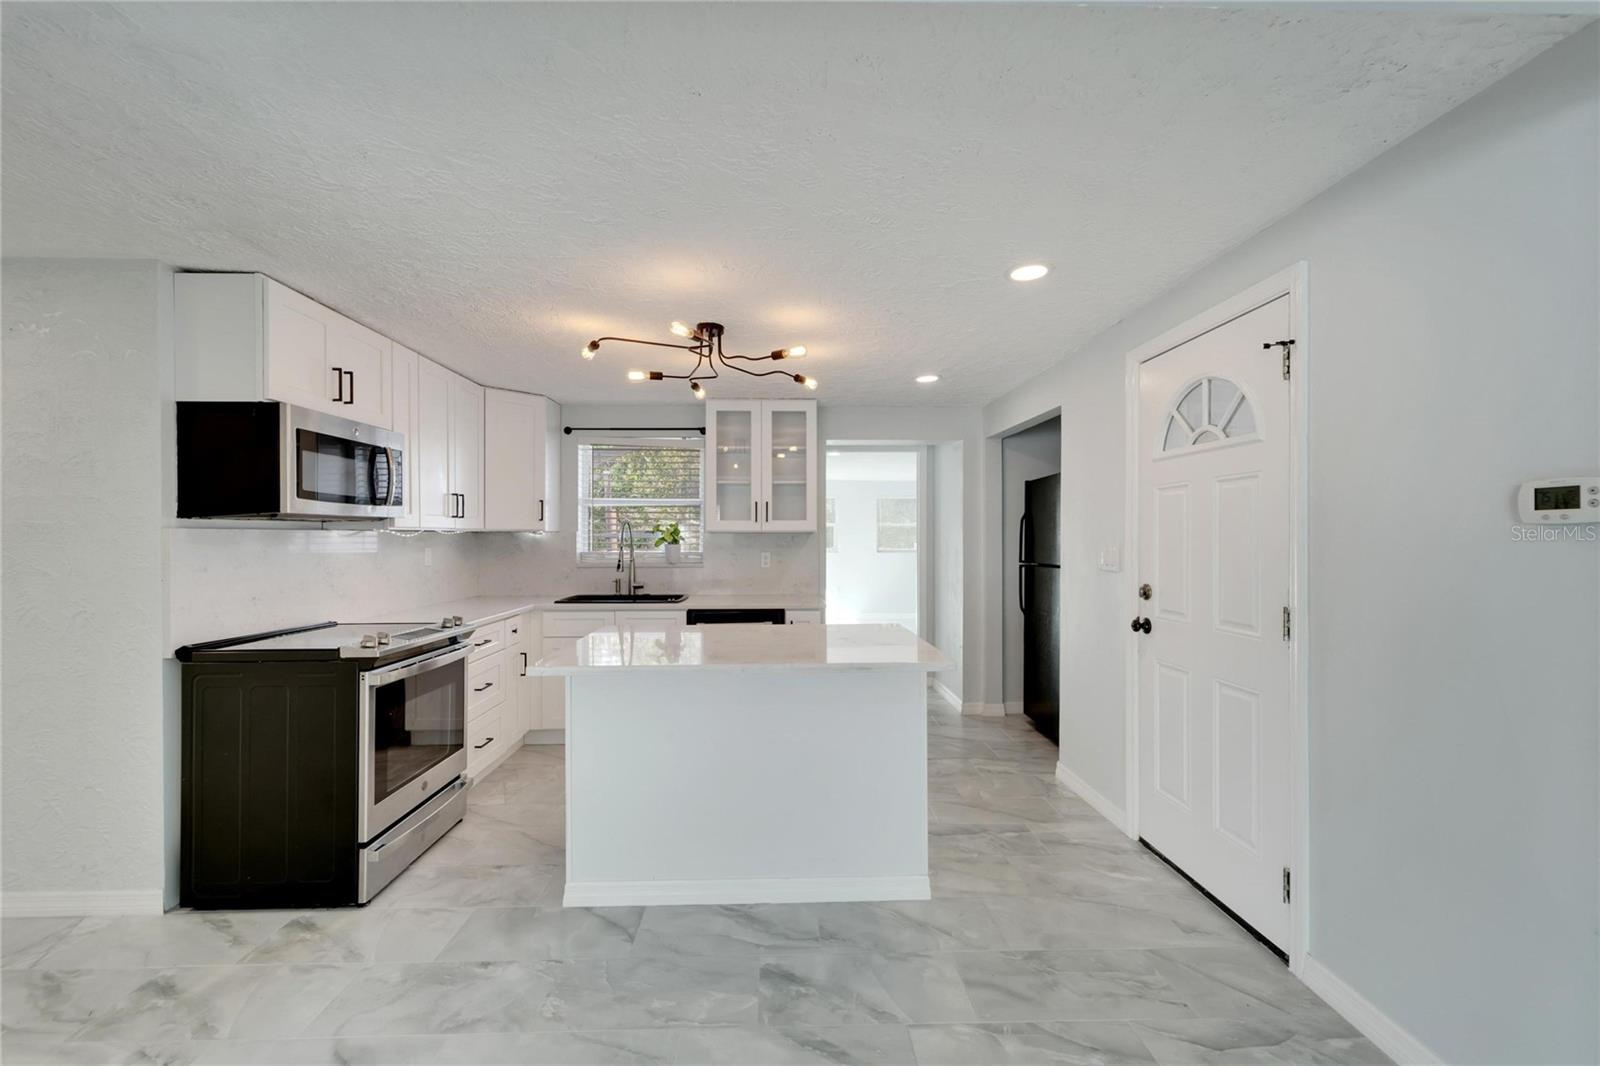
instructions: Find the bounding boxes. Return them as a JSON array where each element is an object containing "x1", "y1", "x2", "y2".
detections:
[
  {"x1": 577, "y1": 437, "x2": 704, "y2": 564},
  {"x1": 1162, "y1": 376, "x2": 1258, "y2": 453}
]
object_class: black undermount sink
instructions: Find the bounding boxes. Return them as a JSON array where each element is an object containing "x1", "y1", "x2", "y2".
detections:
[{"x1": 554, "y1": 593, "x2": 689, "y2": 604}]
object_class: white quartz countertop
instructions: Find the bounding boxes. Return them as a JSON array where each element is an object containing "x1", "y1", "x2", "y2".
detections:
[
  {"x1": 400, "y1": 593, "x2": 823, "y2": 631},
  {"x1": 529, "y1": 622, "x2": 946, "y2": 674}
]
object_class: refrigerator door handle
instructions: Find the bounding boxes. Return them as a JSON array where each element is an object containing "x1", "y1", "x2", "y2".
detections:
[
  {"x1": 1019, "y1": 563, "x2": 1027, "y2": 614},
  {"x1": 1018, "y1": 511, "x2": 1029, "y2": 565}
]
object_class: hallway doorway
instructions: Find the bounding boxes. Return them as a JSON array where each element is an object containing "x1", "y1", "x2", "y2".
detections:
[{"x1": 823, "y1": 449, "x2": 924, "y2": 633}]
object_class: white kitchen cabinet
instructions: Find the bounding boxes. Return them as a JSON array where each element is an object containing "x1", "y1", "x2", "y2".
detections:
[
  {"x1": 705, "y1": 399, "x2": 817, "y2": 532},
  {"x1": 539, "y1": 638, "x2": 568, "y2": 731},
  {"x1": 175, "y1": 273, "x2": 392, "y2": 428},
  {"x1": 484, "y1": 389, "x2": 563, "y2": 532},
  {"x1": 508, "y1": 612, "x2": 539, "y2": 738},
  {"x1": 452, "y1": 375, "x2": 485, "y2": 530},
  {"x1": 389, "y1": 343, "x2": 422, "y2": 529},
  {"x1": 413, "y1": 355, "x2": 484, "y2": 530}
]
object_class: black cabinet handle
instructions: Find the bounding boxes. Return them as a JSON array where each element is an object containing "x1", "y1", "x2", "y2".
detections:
[
  {"x1": 473, "y1": 737, "x2": 494, "y2": 749},
  {"x1": 520, "y1": 651, "x2": 528, "y2": 677},
  {"x1": 474, "y1": 681, "x2": 494, "y2": 692},
  {"x1": 753, "y1": 500, "x2": 757, "y2": 521},
  {"x1": 332, "y1": 366, "x2": 344, "y2": 402},
  {"x1": 474, "y1": 638, "x2": 492, "y2": 647},
  {"x1": 765, "y1": 500, "x2": 769, "y2": 523},
  {"x1": 539, "y1": 499, "x2": 545, "y2": 522},
  {"x1": 344, "y1": 369, "x2": 355, "y2": 405}
]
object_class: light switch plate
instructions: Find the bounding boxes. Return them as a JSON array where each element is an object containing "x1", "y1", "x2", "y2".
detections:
[
  {"x1": 1098, "y1": 548, "x2": 1120, "y2": 572},
  {"x1": 761, "y1": 552, "x2": 771, "y2": 568}
]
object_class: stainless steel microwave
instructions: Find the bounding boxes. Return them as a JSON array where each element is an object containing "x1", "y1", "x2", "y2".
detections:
[{"x1": 177, "y1": 401, "x2": 405, "y2": 520}]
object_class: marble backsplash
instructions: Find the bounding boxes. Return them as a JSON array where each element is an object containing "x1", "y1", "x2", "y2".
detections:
[{"x1": 165, "y1": 525, "x2": 821, "y2": 650}]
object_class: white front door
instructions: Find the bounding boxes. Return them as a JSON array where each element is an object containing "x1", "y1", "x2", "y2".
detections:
[{"x1": 1136, "y1": 294, "x2": 1292, "y2": 948}]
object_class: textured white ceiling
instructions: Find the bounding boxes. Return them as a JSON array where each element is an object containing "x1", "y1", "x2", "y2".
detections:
[{"x1": 1, "y1": 4, "x2": 1582, "y2": 405}]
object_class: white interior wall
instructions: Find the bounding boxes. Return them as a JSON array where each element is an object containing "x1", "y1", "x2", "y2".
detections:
[
  {"x1": 2, "y1": 259, "x2": 169, "y2": 913},
  {"x1": 1000, "y1": 418, "x2": 1061, "y2": 711},
  {"x1": 930, "y1": 441, "x2": 965, "y2": 704},
  {"x1": 982, "y1": 26, "x2": 1599, "y2": 1064}
]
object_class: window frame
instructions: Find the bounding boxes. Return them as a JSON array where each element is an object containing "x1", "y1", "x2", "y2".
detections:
[{"x1": 575, "y1": 433, "x2": 707, "y2": 568}]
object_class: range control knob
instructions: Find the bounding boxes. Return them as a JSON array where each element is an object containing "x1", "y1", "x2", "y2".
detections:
[
  {"x1": 375, "y1": 632, "x2": 391, "y2": 645},
  {"x1": 359, "y1": 634, "x2": 379, "y2": 649},
  {"x1": 451, "y1": 615, "x2": 464, "y2": 626},
  {"x1": 441, "y1": 616, "x2": 455, "y2": 628}
]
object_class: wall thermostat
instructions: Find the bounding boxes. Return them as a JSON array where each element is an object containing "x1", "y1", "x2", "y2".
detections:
[{"x1": 1517, "y1": 477, "x2": 1600, "y2": 523}]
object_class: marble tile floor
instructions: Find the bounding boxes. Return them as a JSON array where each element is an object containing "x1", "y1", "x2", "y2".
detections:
[{"x1": 2, "y1": 702, "x2": 1388, "y2": 1065}]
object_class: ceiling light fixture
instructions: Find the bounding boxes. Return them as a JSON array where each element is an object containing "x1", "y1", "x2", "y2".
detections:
[
  {"x1": 582, "y1": 321, "x2": 816, "y2": 393},
  {"x1": 916, "y1": 374, "x2": 940, "y2": 384},
  {"x1": 1009, "y1": 264, "x2": 1049, "y2": 282}
]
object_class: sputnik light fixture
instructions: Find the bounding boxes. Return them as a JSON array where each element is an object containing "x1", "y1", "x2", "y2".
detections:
[{"x1": 584, "y1": 321, "x2": 816, "y2": 398}]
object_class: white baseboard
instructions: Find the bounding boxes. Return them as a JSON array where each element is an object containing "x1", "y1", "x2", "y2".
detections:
[
  {"x1": 1, "y1": 889, "x2": 164, "y2": 918},
  {"x1": 928, "y1": 679, "x2": 963, "y2": 711},
  {"x1": 963, "y1": 702, "x2": 1006, "y2": 717},
  {"x1": 1055, "y1": 763, "x2": 1132, "y2": 835},
  {"x1": 523, "y1": 729, "x2": 565, "y2": 746},
  {"x1": 564, "y1": 875, "x2": 931, "y2": 908},
  {"x1": 1299, "y1": 956, "x2": 1442, "y2": 1065}
]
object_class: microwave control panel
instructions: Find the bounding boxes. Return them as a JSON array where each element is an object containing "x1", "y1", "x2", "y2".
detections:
[{"x1": 1517, "y1": 477, "x2": 1600, "y2": 524}]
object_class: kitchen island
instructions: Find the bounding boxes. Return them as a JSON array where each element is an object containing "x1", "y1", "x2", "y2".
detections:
[{"x1": 530, "y1": 621, "x2": 944, "y2": 907}]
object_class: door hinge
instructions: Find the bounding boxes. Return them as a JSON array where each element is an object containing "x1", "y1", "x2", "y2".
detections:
[
  {"x1": 1263, "y1": 338, "x2": 1295, "y2": 380},
  {"x1": 1282, "y1": 866, "x2": 1292, "y2": 904},
  {"x1": 1281, "y1": 606, "x2": 1292, "y2": 643}
]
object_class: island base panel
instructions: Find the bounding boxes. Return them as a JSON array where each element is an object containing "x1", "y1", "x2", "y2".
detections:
[{"x1": 563, "y1": 667, "x2": 930, "y2": 907}]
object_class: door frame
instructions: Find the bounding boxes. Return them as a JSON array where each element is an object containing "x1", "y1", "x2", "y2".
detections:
[{"x1": 1121, "y1": 263, "x2": 1310, "y2": 971}]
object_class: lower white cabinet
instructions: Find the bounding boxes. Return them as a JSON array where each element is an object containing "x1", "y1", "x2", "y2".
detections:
[{"x1": 788, "y1": 610, "x2": 822, "y2": 624}]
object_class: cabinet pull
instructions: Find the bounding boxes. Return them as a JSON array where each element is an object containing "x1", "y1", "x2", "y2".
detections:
[
  {"x1": 332, "y1": 366, "x2": 344, "y2": 402},
  {"x1": 753, "y1": 500, "x2": 757, "y2": 521},
  {"x1": 765, "y1": 500, "x2": 770, "y2": 523},
  {"x1": 474, "y1": 638, "x2": 492, "y2": 647},
  {"x1": 520, "y1": 651, "x2": 528, "y2": 676},
  {"x1": 473, "y1": 736, "x2": 494, "y2": 749},
  {"x1": 474, "y1": 681, "x2": 494, "y2": 692},
  {"x1": 344, "y1": 369, "x2": 355, "y2": 405},
  {"x1": 539, "y1": 499, "x2": 544, "y2": 522}
]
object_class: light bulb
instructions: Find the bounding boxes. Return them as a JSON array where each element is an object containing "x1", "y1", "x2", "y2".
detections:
[
  {"x1": 804, "y1": 376, "x2": 819, "y2": 391},
  {"x1": 626, "y1": 370, "x2": 646, "y2": 382},
  {"x1": 771, "y1": 345, "x2": 808, "y2": 360},
  {"x1": 1009, "y1": 264, "x2": 1049, "y2": 282},
  {"x1": 582, "y1": 340, "x2": 599, "y2": 360},
  {"x1": 670, "y1": 321, "x2": 693, "y2": 338},
  {"x1": 915, "y1": 374, "x2": 940, "y2": 384},
  {"x1": 690, "y1": 380, "x2": 706, "y2": 399}
]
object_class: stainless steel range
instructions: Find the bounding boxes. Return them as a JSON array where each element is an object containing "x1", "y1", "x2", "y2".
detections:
[{"x1": 176, "y1": 617, "x2": 477, "y2": 906}]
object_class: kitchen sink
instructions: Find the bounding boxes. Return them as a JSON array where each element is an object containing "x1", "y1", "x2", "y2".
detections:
[{"x1": 554, "y1": 593, "x2": 688, "y2": 604}]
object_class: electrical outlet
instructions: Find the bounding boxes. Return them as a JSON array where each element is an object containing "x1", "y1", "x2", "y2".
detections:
[
  {"x1": 761, "y1": 552, "x2": 771, "y2": 568},
  {"x1": 424, "y1": 546, "x2": 433, "y2": 567}
]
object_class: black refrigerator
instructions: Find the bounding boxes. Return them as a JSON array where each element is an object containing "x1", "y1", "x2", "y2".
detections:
[{"x1": 1020, "y1": 474, "x2": 1061, "y2": 743}]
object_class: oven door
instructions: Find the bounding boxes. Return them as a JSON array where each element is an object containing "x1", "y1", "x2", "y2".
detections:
[
  {"x1": 359, "y1": 643, "x2": 469, "y2": 842},
  {"x1": 282, "y1": 405, "x2": 405, "y2": 520}
]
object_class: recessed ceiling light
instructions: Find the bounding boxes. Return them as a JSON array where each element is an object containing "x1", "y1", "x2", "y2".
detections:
[
  {"x1": 1009, "y1": 264, "x2": 1049, "y2": 282},
  {"x1": 915, "y1": 374, "x2": 940, "y2": 384}
]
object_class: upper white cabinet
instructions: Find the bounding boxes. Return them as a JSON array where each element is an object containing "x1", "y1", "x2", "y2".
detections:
[
  {"x1": 390, "y1": 343, "x2": 422, "y2": 529},
  {"x1": 413, "y1": 355, "x2": 483, "y2": 530},
  {"x1": 176, "y1": 273, "x2": 391, "y2": 428},
  {"x1": 484, "y1": 389, "x2": 563, "y2": 532},
  {"x1": 705, "y1": 400, "x2": 817, "y2": 533}
]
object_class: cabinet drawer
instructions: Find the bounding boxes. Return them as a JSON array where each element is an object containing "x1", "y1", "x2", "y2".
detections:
[
  {"x1": 467, "y1": 706, "x2": 504, "y2": 771},
  {"x1": 616, "y1": 610, "x2": 687, "y2": 627},
  {"x1": 544, "y1": 612, "x2": 614, "y2": 638},
  {"x1": 467, "y1": 619, "x2": 507, "y2": 661},
  {"x1": 468, "y1": 655, "x2": 506, "y2": 719}
]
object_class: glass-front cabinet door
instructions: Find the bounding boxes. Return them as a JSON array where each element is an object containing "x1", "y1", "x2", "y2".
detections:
[
  {"x1": 761, "y1": 400, "x2": 817, "y2": 531},
  {"x1": 706, "y1": 401, "x2": 762, "y2": 531}
]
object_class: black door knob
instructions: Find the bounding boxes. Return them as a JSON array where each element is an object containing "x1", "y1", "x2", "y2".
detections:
[{"x1": 1130, "y1": 616, "x2": 1152, "y2": 634}]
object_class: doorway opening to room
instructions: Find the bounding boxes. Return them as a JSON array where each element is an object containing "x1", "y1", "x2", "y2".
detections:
[
  {"x1": 1002, "y1": 416, "x2": 1062, "y2": 742},
  {"x1": 823, "y1": 448, "x2": 926, "y2": 635}
]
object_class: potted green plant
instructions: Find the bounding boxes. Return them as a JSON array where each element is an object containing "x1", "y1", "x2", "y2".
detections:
[{"x1": 653, "y1": 521, "x2": 683, "y2": 564}]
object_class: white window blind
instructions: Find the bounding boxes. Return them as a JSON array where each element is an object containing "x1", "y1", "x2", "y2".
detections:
[
  {"x1": 577, "y1": 437, "x2": 705, "y2": 564},
  {"x1": 876, "y1": 497, "x2": 917, "y2": 552}
]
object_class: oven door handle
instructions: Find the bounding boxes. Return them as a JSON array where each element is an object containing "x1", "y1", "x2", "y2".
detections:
[
  {"x1": 361, "y1": 641, "x2": 473, "y2": 687},
  {"x1": 369, "y1": 778, "x2": 467, "y2": 856}
]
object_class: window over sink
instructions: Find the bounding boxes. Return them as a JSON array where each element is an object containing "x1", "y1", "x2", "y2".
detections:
[{"x1": 576, "y1": 435, "x2": 705, "y2": 566}]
